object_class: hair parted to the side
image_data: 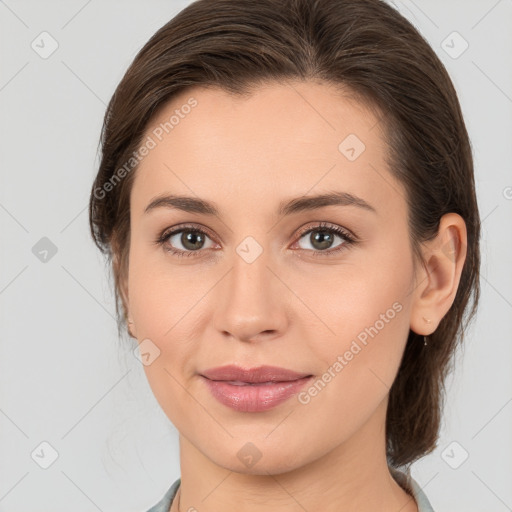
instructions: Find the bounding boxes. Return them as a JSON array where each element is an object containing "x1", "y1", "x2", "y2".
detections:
[{"x1": 88, "y1": 0, "x2": 480, "y2": 469}]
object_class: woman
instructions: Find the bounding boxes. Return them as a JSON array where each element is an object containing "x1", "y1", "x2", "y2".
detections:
[{"x1": 88, "y1": 0, "x2": 480, "y2": 510}]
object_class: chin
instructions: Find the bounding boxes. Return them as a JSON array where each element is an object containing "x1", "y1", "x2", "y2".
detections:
[{"x1": 200, "y1": 438, "x2": 312, "y2": 477}]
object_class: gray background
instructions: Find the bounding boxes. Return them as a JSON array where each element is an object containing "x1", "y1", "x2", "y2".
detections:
[{"x1": 0, "y1": 0, "x2": 511, "y2": 511}]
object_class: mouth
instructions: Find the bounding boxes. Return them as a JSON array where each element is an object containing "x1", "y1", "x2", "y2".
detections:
[
  {"x1": 216, "y1": 380, "x2": 292, "y2": 386},
  {"x1": 200, "y1": 364, "x2": 312, "y2": 384},
  {"x1": 199, "y1": 366, "x2": 313, "y2": 412}
]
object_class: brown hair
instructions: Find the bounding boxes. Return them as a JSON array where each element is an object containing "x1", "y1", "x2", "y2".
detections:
[{"x1": 89, "y1": 0, "x2": 480, "y2": 468}]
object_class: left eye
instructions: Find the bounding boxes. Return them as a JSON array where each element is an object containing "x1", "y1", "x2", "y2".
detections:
[{"x1": 293, "y1": 223, "x2": 356, "y2": 254}]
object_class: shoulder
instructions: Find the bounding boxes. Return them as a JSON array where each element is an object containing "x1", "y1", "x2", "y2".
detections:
[
  {"x1": 389, "y1": 466, "x2": 435, "y2": 512},
  {"x1": 144, "y1": 478, "x2": 181, "y2": 512}
]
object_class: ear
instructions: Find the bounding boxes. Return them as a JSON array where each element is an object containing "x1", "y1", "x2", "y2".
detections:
[
  {"x1": 409, "y1": 213, "x2": 467, "y2": 336},
  {"x1": 113, "y1": 251, "x2": 136, "y2": 338}
]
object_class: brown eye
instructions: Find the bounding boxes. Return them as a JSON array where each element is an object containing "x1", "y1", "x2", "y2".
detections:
[
  {"x1": 294, "y1": 222, "x2": 356, "y2": 256},
  {"x1": 301, "y1": 229, "x2": 338, "y2": 251},
  {"x1": 175, "y1": 230, "x2": 207, "y2": 251},
  {"x1": 156, "y1": 225, "x2": 216, "y2": 258}
]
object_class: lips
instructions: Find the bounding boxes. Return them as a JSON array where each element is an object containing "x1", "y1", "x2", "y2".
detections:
[
  {"x1": 200, "y1": 366, "x2": 313, "y2": 412},
  {"x1": 200, "y1": 364, "x2": 312, "y2": 384}
]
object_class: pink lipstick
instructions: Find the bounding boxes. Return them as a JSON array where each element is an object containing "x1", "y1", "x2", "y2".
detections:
[{"x1": 200, "y1": 365, "x2": 313, "y2": 412}]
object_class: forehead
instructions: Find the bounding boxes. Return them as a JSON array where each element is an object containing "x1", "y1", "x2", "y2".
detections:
[{"x1": 132, "y1": 81, "x2": 404, "y2": 220}]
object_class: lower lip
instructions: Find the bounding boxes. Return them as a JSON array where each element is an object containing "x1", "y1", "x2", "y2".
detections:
[{"x1": 201, "y1": 376, "x2": 313, "y2": 412}]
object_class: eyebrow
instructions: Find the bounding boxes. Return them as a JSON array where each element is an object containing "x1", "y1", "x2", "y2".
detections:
[{"x1": 144, "y1": 191, "x2": 377, "y2": 216}]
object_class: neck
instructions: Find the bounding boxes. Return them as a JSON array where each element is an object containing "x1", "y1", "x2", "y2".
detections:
[{"x1": 173, "y1": 398, "x2": 418, "y2": 512}]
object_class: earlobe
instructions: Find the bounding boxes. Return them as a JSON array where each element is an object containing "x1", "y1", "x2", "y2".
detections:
[
  {"x1": 113, "y1": 251, "x2": 133, "y2": 336},
  {"x1": 127, "y1": 317, "x2": 137, "y2": 338},
  {"x1": 410, "y1": 213, "x2": 467, "y2": 336}
]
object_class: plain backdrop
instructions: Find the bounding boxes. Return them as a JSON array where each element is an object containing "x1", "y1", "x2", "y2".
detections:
[{"x1": 0, "y1": 1, "x2": 511, "y2": 511}]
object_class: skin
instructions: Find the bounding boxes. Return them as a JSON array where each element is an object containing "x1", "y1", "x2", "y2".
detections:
[{"x1": 121, "y1": 80, "x2": 467, "y2": 512}]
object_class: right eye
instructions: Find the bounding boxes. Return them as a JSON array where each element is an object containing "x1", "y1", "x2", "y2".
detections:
[{"x1": 155, "y1": 224, "x2": 217, "y2": 258}]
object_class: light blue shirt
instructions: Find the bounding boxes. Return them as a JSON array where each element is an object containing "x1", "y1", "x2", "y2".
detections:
[{"x1": 146, "y1": 468, "x2": 435, "y2": 511}]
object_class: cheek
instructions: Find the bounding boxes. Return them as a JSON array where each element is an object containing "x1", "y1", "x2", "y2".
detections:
[
  {"x1": 127, "y1": 247, "x2": 202, "y2": 395},
  {"x1": 296, "y1": 249, "x2": 413, "y2": 395},
  {"x1": 129, "y1": 251, "x2": 203, "y2": 426},
  {"x1": 289, "y1": 269, "x2": 411, "y2": 450},
  {"x1": 128, "y1": 241, "x2": 200, "y2": 337}
]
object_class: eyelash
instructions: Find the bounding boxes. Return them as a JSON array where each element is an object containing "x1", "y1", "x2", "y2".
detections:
[{"x1": 154, "y1": 221, "x2": 357, "y2": 259}]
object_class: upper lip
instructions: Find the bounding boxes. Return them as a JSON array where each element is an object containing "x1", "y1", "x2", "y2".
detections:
[{"x1": 200, "y1": 365, "x2": 312, "y2": 383}]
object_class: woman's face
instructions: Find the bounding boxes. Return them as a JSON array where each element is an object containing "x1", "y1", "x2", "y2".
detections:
[{"x1": 126, "y1": 80, "x2": 419, "y2": 473}]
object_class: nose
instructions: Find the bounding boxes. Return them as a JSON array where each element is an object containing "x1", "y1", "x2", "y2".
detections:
[{"x1": 213, "y1": 246, "x2": 288, "y2": 343}]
